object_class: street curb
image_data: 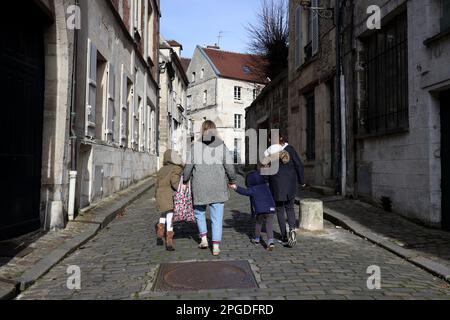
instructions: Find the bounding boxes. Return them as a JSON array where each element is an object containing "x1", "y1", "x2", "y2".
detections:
[
  {"x1": 0, "y1": 280, "x2": 19, "y2": 300},
  {"x1": 3, "y1": 177, "x2": 155, "y2": 299},
  {"x1": 322, "y1": 207, "x2": 450, "y2": 283}
]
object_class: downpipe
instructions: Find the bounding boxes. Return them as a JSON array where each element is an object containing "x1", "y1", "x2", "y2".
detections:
[{"x1": 68, "y1": 0, "x2": 80, "y2": 221}]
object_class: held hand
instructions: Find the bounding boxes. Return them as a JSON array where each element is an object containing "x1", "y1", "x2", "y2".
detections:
[{"x1": 228, "y1": 184, "x2": 237, "y2": 190}]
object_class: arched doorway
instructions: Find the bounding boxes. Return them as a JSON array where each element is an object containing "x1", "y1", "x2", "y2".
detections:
[{"x1": 0, "y1": 2, "x2": 47, "y2": 239}]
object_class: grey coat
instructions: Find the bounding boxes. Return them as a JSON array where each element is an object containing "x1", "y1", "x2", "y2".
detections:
[{"x1": 183, "y1": 138, "x2": 237, "y2": 206}]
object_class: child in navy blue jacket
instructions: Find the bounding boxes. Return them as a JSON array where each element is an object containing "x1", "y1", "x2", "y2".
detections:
[{"x1": 230, "y1": 171, "x2": 276, "y2": 251}]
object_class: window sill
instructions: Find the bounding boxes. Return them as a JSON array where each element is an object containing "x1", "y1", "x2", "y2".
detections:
[
  {"x1": 356, "y1": 126, "x2": 409, "y2": 140},
  {"x1": 295, "y1": 54, "x2": 318, "y2": 73},
  {"x1": 424, "y1": 28, "x2": 450, "y2": 47}
]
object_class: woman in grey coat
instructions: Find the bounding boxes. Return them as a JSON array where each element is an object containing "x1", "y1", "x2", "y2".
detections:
[{"x1": 183, "y1": 121, "x2": 236, "y2": 256}]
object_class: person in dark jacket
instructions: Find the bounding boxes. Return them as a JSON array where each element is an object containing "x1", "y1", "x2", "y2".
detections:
[
  {"x1": 229, "y1": 170, "x2": 277, "y2": 251},
  {"x1": 262, "y1": 135, "x2": 305, "y2": 248}
]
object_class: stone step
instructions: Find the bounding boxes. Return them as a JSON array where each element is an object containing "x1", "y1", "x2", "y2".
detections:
[{"x1": 309, "y1": 185, "x2": 336, "y2": 196}]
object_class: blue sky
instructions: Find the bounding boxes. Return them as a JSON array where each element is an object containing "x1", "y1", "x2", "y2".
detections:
[{"x1": 160, "y1": 0, "x2": 262, "y2": 59}]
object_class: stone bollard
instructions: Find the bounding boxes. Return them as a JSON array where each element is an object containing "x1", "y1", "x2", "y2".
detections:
[{"x1": 299, "y1": 199, "x2": 324, "y2": 231}]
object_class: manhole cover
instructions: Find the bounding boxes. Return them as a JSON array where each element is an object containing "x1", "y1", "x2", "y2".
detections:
[{"x1": 153, "y1": 260, "x2": 259, "y2": 291}]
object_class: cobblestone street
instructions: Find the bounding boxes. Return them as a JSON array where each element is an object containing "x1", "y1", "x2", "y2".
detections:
[{"x1": 17, "y1": 182, "x2": 450, "y2": 300}]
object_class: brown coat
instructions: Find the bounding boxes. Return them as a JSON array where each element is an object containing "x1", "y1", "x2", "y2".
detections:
[{"x1": 155, "y1": 150, "x2": 184, "y2": 213}]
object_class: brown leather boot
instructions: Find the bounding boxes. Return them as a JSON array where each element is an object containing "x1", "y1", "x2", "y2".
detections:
[
  {"x1": 156, "y1": 223, "x2": 165, "y2": 246},
  {"x1": 166, "y1": 231, "x2": 175, "y2": 251}
]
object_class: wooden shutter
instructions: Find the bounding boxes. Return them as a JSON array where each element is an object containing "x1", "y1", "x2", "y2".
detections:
[
  {"x1": 86, "y1": 39, "x2": 97, "y2": 139},
  {"x1": 295, "y1": 6, "x2": 302, "y2": 67},
  {"x1": 106, "y1": 63, "x2": 115, "y2": 143},
  {"x1": 312, "y1": 0, "x2": 320, "y2": 55},
  {"x1": 119, "y1": 65, "x2": 128, "y2": 147}
]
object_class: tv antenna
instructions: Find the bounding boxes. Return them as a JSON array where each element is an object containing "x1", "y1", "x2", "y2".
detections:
[{"x1": 217, "y1": 31, "x2": 228, "y2": 47}]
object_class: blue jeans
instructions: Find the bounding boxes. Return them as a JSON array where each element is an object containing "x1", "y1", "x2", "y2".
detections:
[{"x1": 195, "y1": 203, "x2": 225, "y2": 244}]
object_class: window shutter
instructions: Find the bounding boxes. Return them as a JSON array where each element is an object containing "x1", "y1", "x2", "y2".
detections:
[
  {"x1": 120, "y1": 65, "x2": 128, "y2": 147},
  {"x1": 312, "y1": 0, "x2": 320, "y2": 55},
  {"x1": 295, "y1": 6, "x2": 302, "y2": 67},
  {"x1": 106, "y1": 63, "x2": 115, "y2": 143},
  {"x1": 86, "y1": 39, "x2": 97, "y2": 139},
  {"x1": 132, "y1": 94, "x2": 138, "y2": 149},
  {"x1": 442, "y1": 0, "x2": 450, "y2": 31}
]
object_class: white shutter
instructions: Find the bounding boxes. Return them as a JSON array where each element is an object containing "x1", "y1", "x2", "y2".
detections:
[
  {"x1": 106, "y1": 63, "x2": 115, "y2": 143},
  {"x1": 86, "y1": 39, "x2": 97, "y2": 139},
  {"x1": 312, "y1": 0, "x2": 320, "y2": 55},
  {"x1": 295, "y1": 6, "x2": 302, "y2": 67},
  {"x1": 120, "y1": 65, "x2": 128, "y2": 147}
]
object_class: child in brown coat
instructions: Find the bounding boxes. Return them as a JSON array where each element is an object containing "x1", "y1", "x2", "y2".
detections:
[{"x1": 155, "y1": 150, "x2": 184, "y2": 251}]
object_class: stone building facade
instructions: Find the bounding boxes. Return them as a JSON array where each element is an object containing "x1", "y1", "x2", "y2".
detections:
[
  {"x1": 159, "y1": 38, "x2": 189, "y2": 164},
  {"x1": 186, "y1": 46, "x2": 266, "y2": 164},
  {"x1": 245, "y1": 70, "x2": 289, "y2": 164},
  {"x1": 0, "y1": 0, "x2": 161, "y2": 240},
  {"x1": 343, "y1": 0, "x2": 450, "y2": 229},
  {"x1": 288, "y1": 0, "x2": 338, "y2": 190},
  {"x1": 73, "y1": 0, "x2": 161, "y2": 210},
  {"x1": 1, "y1": 0, "x2": 77, "y2": 239}
]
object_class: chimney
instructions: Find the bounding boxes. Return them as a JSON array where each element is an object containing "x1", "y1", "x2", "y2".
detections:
[{"x1": 207, "y1": 44, "x2": 220, "y2": 50}]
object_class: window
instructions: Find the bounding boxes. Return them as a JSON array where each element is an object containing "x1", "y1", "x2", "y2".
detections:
[
  {"x1": 203, "y1": 90, "x2": 207, "y2": 105},
  {"x1": 133, "y1": 0, "x2": 142, "y2": 35},
  {"x1": 201, "y1": 68, "x2": 205, "y2": 79},
  {"x1": 442, "y1": 0, "x2": 450, "y2": 32},
  {"x1": 85, "y1": 39, "x2": 97, "y2": 139},
  {"x1": 234, "y1": 114, "x2": 242, "y2": 129},
  {"x1": 119, "y1": 65, "x2": 130, "y2": 148},
  {"x1": 187, "y1": 95, "x2": 192, "y2": 110},
  {"x1": 295, "y1": 5, "x2": 302, "y2": 67},
  {"x1": 234, "y1": 86, "x2": 242, "y2": 101},
  {"x1": 192, "y1": 72, "x2": 196, "y2": 83},
  {"x1": 139, "y1": 97, "x2": 146, "y2": 152},
  {"x1": 147, "y1": 3, "x2": 154, "y2": 61},
  {"x1": 95, "y1": 53, "x2": 107, "y2": 141},
  {"x1": 363, "y1": 13, "x2": 408, "y2": 135},
  {"x1": 234, "y1": 138, "x2": 242, "y2": 164},
  {"x1": 253, "y1": 89, "x2": 258, "y2": 100},
  {"x1": 305, "y1": 92, "x2": 315, "y2": 161},
  {"x1": 106, "y1": 63, "x2": 115, "y2": 143}
]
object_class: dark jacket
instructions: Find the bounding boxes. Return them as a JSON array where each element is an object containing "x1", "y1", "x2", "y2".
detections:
[
  {"x1": 235, "y1": 171, "x2": 276, "y2": 217},
  {"x1": 265, "y1": 145, "x2": 305, "y2": 202},
  {"x1": 155, "y1": 150, "x2": 184, "y2": 213}
]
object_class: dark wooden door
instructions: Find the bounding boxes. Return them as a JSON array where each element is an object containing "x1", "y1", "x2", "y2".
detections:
[
  {"x1": 0, "y1": 3, "x2": 45, "y2": 239},
  {"x1": 442, "y1": 90, "x2": 450, "y2": 231}
]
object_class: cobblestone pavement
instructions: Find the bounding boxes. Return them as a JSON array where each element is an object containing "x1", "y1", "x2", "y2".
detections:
[
  {"x1": 325, "y1": 200, "x2": 450, "y2": 269},
  {"x1": 17, "y1": 181, "x2": 450, "y2": 300}
]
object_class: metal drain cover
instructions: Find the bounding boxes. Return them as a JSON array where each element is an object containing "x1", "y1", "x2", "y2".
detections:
[{"x1": 153, "y1": 260, "x2": 258, "y2": 291}]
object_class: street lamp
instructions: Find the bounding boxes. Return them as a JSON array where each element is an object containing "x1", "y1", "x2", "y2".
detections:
[{"x1": 300, "y1": 0, "x2": 334, "y2": 19}]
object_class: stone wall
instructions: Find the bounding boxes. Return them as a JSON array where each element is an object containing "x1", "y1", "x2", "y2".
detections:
[
  {"x1": 347, "y1": 0, "x2": 450, "y2": 227},
  {"x1": 288, "y1": 0, "x2": 337, "y2": 187},
  {"x1": 74, "y1": 0, "x2": 160, "y2": 209}
]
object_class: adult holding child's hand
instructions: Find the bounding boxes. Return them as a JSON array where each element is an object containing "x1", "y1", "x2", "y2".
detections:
[{"x1": 183, "y1": 121, "x2": 237, "y2": 257}]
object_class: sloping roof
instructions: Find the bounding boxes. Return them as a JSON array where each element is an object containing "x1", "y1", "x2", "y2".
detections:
[
  {"x1": 167, "y1": 40, "x2": 183, "y2": 49},
  {"x1": 201, "y1": 47, "x2": 268, "y2": 84},
  {"x1": 180, "y1": 58, "x2": 191, "y2": 74}
]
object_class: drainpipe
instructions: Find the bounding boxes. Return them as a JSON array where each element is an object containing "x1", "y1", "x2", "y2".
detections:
[
  {"x1": 336, "y1": 0, "x2": 347, "y2": 197},
  {"x1": 68, "y1": 0, "x2": 80, "y2": 221}
]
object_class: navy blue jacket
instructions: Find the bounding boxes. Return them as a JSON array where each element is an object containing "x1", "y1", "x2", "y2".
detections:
[
  {"x1": 235, "y1": 171, "x2": 276, "y2": 217},
  {"x1": 267, "y1": 145, "x2": 305, "y2": 202}
]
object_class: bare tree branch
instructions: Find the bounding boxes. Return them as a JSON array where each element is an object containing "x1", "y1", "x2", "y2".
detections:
[{"x1": 246, "y1": 0, "x2": 289, "y2": 81}]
